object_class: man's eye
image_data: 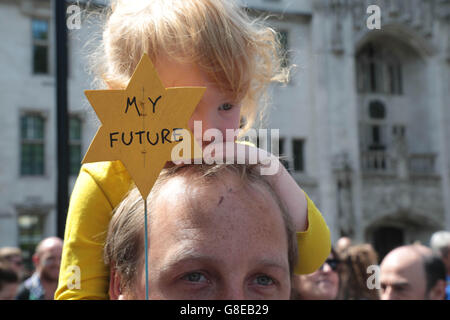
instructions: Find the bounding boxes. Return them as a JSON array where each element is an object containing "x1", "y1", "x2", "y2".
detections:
[
  {"x1": 394, "y1": 286, "x2": 405, "y2": 292},
  {"x1": 218, "y1": 103, "x2": 233, "y2": 111},
  {"x1": 181, "y1": 272, "x2": 207, "y2": 283},
  {"x1": 254, "y1": 275, "x2": 275, "y2": 286}
]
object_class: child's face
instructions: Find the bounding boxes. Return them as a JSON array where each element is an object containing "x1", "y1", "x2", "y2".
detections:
[{"x1": 155, "y1": 57, "x2": 242, "y2": 145}]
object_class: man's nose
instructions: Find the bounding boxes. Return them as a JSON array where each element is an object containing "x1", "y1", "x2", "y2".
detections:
[{"x1": 219, "y1": 284, "x2": 246, "y2": 300}]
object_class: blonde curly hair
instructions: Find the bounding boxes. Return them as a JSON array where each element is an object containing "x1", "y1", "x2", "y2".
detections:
[{"x1": 90, "y1": 0, "x2": 289, "y2": 131}]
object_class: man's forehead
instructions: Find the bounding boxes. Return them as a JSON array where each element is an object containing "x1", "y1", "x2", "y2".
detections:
[
  {"x1": 157, "y1": 189, "x2": 281, "y2": 237},
  {"x1": 155, "y1": 172, "x2": 278, "y2": 217},
  {"x1": 380, "y1": 266, "x2": 410, "y2": 285},
  {"x1": 150, "y1": 176, "x2": 286, "y2": 244},
  {"x1": 381, "y1": 252, "x2": 426, "y2": 286},
  {"x1": 37, "y1": 239, "x2": 62, "y2": 254}
]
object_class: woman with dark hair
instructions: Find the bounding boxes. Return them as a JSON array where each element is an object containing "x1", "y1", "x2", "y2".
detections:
[
  {"x1": 340, "y1": 244, "x2": 380, "y2": 300},
  {"x1": 293, "y1": 248, "x2": 341, "y2": 300}
]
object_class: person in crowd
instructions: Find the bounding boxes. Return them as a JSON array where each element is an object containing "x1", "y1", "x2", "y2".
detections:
[
  {"x1": 380, "y1": 244, "x2": 446, "y2": 300},
  {"x1": 340, "y1": 243, "x2": 380, "y2": 300},
  {"x1": 336, "y1": 237, "x2": 352, "y2": 256},
  {"x1": 430, "y1": 230, "x2": 450, "y2": 300},
  {"x1": 0, "y1": 263, "x2": 19, "y2": 300},
  {"x1": 16, "y1": 237, "x2": 63, "y2": 300},
  {"x1": 292, "y1": 247, "x2": 341, "y2": 300},
  {"x1": 0, "y1": 247, "x2": 25, "y2": 280},
  {"x1": 105, "y1": 164, "x2": 298, "y2": 300}
]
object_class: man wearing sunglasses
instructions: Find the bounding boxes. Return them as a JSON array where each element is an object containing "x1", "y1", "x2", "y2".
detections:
[
  {"x1": 293, "y1": 249, "x2": 341, "y2": 300},
  {"x1": 0, "y1": 247, "x2": 24, "y2": 280}
]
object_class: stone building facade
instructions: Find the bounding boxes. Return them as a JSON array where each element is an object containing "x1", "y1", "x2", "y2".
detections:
[
  {"x1": 0, "y1": 0, "x2": 100, "y2": 265},
  {"x1": 250, "y1": 0, "x2": 450, "y2": 259},
  {"x1": 0, "y1": 0, "x2": 449, "y2": 264}
]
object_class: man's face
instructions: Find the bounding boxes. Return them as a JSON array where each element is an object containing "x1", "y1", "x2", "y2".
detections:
[
  {"x1": 380, "y1": 250, "x2": 427, "y2": 300},
  {"x1": 36, "y1": 245, "x2": 62, "y2": 282},
  {"x1": 123, "y1": 175, "x2": 292, "y2": 300}
]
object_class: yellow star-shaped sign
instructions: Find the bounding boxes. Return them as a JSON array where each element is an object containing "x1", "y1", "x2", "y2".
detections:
[{"x1": 82, "y1": 54, "x2": 205, "y2": 198}]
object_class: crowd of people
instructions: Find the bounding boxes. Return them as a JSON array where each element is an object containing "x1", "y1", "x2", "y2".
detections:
[
  {"x1": 1, "y1": 233, "x2": 448, "y2": 300},
  {"x1": 0, "y1": 237, "x2": 62, "y2": 300},
  {"x1": 293, "y1": 234, "x2": 450, "y2": 300}
]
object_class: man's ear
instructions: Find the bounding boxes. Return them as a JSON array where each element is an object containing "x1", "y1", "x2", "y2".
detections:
[
  {"x1": 109, "y1": 267, "x2": 124, "y2": 300},
  {"x1": 427, "y1": 279, "x2": 446, "y2": 300}
]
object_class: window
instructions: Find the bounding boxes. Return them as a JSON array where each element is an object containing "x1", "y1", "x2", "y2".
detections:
[
  {"x1": 363, "y1": 123, "x2": 386, "y2": 152},
  {"x1": 277, "y1": 30, "x2": 289, "y2": 68},
  {"x1": 369, "y1": 101, "x2": 386, "y2": 119},
  {"x1": 392, "y1": 125, "x2": 405, "y2": 138},
  {"x1": 356, "y1": 43, "x2": 403, "y2": 95},
  {"x1": 292, "y1": 139, "x2": 305, "y2": 172},
  {"x1": 371, "y1": 126, "x2": 381, "y2": 147},
  {"x1": 367, "y1": 101, "x2": 387, "y2": 151},
  {"x1": 17, "y1": 214, "x2": 45, "y2": 271},
  {"x1": 20, "y1": 114, "x2": 45, "y2": 176},
  {"x1": 32, "y1": 19, "x2": 49, "y2": 74},
  {"x1": 69, "y1": 117, "x2": 82, "y2": 175}
]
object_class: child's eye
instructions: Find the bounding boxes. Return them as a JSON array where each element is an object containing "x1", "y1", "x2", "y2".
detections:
[{"x1": 218, "y1": 103, "x2": 234, "y2": 111}]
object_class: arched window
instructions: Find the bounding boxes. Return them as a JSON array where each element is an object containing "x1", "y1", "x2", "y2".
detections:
[
  {"x1": 356, "y1": 43, "x2": 403, "y2": 95},
  {"x1": 361, "y1": 100, "x2": 389, "y2": 151},
  {"x1": 369, "y1": 100, "x2": 386, "y2": 119}
]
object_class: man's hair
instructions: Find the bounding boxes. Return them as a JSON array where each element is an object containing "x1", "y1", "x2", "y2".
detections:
[
  {"x1": 34, "y1": 237, "x2": 63, "y2": 256},
  {"x1": 0, "y1": 263, "x2": 18, "y2": 291},
  {"x1": 430, "y1": 231, "x2": 450, "y2": 258},
  {"x1": 104, "y1": 164, "x2": 298, "y2": 294},
  {"x1": 0, "y1": 247, "x2": 22, "y2": 263},
  {"x1": 423, "y1": 254, "x2": 446, "y2": 294}
]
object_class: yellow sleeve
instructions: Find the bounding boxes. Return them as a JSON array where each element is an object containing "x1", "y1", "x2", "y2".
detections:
[
  {"x1": 55, "y1": 161, "x2": 132, "y2": 300},
  {"x1": 294, "y1": 193, "x2": 331, "y2": 275}
]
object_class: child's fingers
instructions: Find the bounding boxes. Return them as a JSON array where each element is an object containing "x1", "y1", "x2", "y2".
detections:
[{"x1": 203, "y1": 142, "x2": 279, "y2": 167}]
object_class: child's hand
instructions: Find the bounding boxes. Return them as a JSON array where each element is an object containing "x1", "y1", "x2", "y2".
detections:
[
  {"x1": 203, "y1": 141, "x2": 309, "y2": 233},
  {"x1": 203, "y1": 141, "x2": 277, "y2": 169}
]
